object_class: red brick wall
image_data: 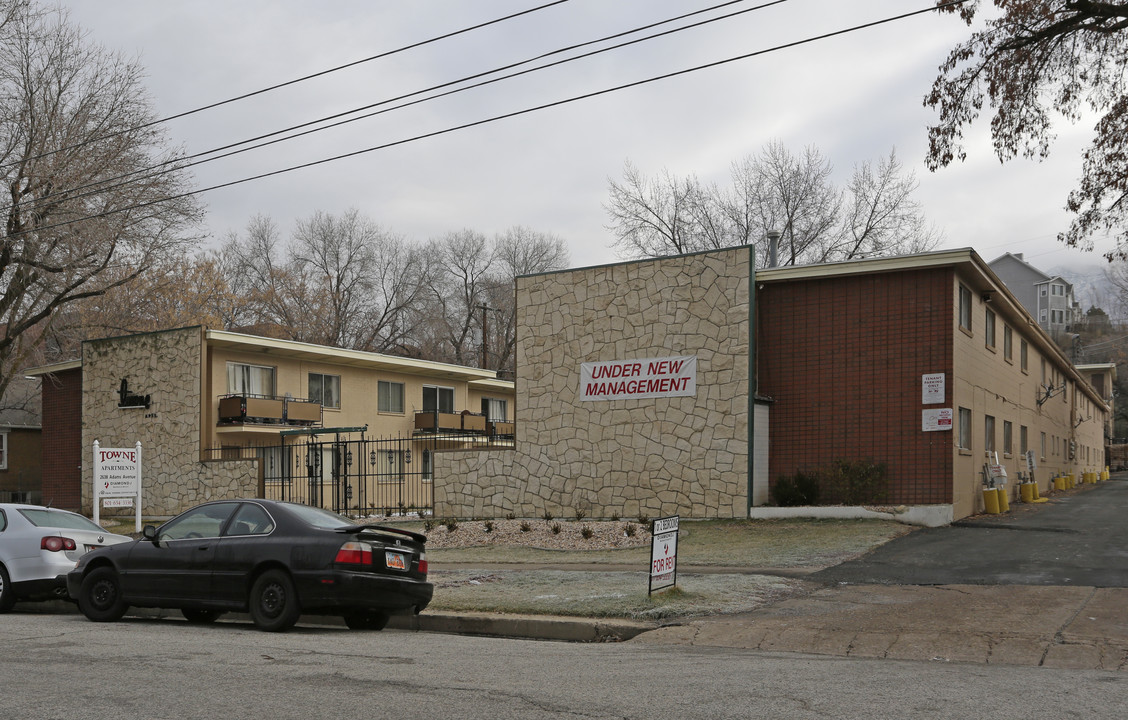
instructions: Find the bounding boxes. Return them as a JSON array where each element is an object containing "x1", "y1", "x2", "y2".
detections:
[
  {"x1": 758, "y1": 268, "x2": 954, "y2": 504},
  {"x1": 40, "y1": 368, "x2": 82, "y2": 510}
]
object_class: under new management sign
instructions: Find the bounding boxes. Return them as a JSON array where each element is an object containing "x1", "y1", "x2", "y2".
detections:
[{"x1": 580, "y1": 355, "x2": 696, "y2": 401}]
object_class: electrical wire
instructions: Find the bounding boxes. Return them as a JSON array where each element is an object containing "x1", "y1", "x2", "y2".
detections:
[
  {"x1": 4, "y1": 1, "x2": 965, "y2": 241},
  {"x1": 0, "y1": 0, "x2": 574, "y2": 174},
  {"x1": 6, "y1": 0, "x2": 788, "y2": 217}
]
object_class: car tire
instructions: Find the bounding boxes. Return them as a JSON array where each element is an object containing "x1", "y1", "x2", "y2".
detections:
[
  {"x1": 182, "y1": 608, "x2": 224, "y2": 624},
  {"x1": 78, "y1": 567, "x2": 128, "y2": 622},
  {"x1": 0, "y1": 565, "x2": 16, "y2": 613},
  {"x1": 248, "y1": 569, "x2": 300, "y2": 632},
  {"x1": 343, "y1": 610, "x2": 390, "y2": 631}
]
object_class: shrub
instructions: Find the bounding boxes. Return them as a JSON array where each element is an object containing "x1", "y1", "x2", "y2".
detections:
[
  {"x1": 542, "y1": 510, "x2": 554, "y2": 521},
  {"x1": 520, "y1": 521, "x2": 531, "y2": 532},
  {"x1": 580, "y1": 524, "x2": 594, "y2": 539},
  {"x1": 483, "y1": 520, "x2": 494, "y2": 533},
  {"x1": 821, "y1": 459, "x2": 889, "y2": 505},
  {"x1": 624, "y1": 523, "x2": 637, "y2": 537},
  {"x1": 771, "y1": 470, "x2": 820, "y2": 506},
  {"x1": 574, "y1": 508, "x2": 587, "y2": 521},
  {"x1": 505, "y1": 512, "x2": 516, "y2": 520},
  {"x1": 638, "y1": 514, "x2": 650, "y2": 526},
  {"x1": 551, "y1": 522, "x2": 561, "y2": 535},
  {"x1": 610, "y1": 513, "x2": 620, "y2": 522},
  {"x1": 443, "y1": 518, "x2": 459, "y2": 532}
]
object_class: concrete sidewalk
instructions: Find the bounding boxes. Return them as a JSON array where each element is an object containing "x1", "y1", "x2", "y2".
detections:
[{"x1": 633, "y1": 583, "x2": 1128, "y2": 671}]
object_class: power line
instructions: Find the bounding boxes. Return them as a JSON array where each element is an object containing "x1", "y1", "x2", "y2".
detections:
[
  {"x1": 0, "y1": 0, "x2": 573, "y2": 174},
  {"x1": 5, "y1": 1, "x2": 963, "y2": 241},
  {"x1": 6, "y1": 0, "x2": 788, "y2": 217}
]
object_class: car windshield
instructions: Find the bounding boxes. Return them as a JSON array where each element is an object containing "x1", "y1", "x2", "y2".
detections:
[
  {"x1": 19, "y1": 508, "x2": 105, "y2": 532},
  {"x1": 283, "y1": 503, "x2": 354, "y2": 530}
]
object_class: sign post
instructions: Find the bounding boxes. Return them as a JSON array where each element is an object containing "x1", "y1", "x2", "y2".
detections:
[
  {"x1": 649, "y1": 515, "x2": 679, "y2": 595},
  {"x1": 93, "y1": 441, "x2": 142, "y2": 532}
]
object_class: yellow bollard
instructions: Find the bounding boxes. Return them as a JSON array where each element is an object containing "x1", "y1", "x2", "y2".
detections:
[
  {"x1": 1019, "y1": 483, "x2": 1035, "y2": 503},
  {"x1": 982, "y1": 487, "x2": 1001, "y2": 514},
  {"x1": 1053, "y1": 476, "x2": 1064, "y2": 492},
  {"x1": 996, "y1": 486, "x2": 1010, "y2": 513}
]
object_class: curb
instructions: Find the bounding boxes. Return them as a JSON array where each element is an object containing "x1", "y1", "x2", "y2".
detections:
[
  {"x1": 19, "y1": 600, "x2": 655, "y2": 643},
  {"x1": 389, "y1": 610, "x2": 656, "y2": 642}
]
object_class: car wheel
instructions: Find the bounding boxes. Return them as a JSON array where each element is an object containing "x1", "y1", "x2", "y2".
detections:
[
  {"x1": 343, "y1": 610, "x2": 390, "y2": 631},
  {"x1": 0, "y1": 565, "x2": 16, "y2": 613},
  {"x1": 182, "y1": 608, "x2": 224, "y2": 624},
  {"x1": 248, "y1": 569, "x2": 300, "y2": 632},
  {"x1": 78, "y1": 567, "x2": 128, "y2": 622}
]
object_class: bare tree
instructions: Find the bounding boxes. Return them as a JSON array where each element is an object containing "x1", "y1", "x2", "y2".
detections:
[
  {"x1": 607, "y1": 141, "x2": 942, "y2": 266},
  {"x1": 926, "y1": 1, "x2": 1128, "y2": 258},
  {"x1": 424, "y1": 229, "x2": 495, "y2": 368},
  {"x1": 604, "y1": 160, "x2": 723, "y2": 257},
  {"x1": 0, "y1": 1, "x2": 202, "y2": 406},
  {"x1": 487, "y1": 226, "x2": 569, "y2": 375},
  {"x1": 218, "y1": 210, "x2": 432, "y2": 354}
]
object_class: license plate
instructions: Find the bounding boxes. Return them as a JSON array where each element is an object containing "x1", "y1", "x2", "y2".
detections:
[{"x1": 385, "y1": 551, "x2": 407, "y2": 571}]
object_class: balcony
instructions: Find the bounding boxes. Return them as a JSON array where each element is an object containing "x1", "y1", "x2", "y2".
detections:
[
  {"x1": 413, "y1": 410, "x2": 511, "y2": 437},
  {"x1": 217, "y1": 394, "x2": 323, "y2": 427}
]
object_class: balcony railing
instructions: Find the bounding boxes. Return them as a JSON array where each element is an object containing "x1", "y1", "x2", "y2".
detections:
[
  {"x1": 218, "y1": 394, "x2": 323, "y2": 427},
  {"x1": 413, "y1": 410, "x2": 513, "y2": 438}
]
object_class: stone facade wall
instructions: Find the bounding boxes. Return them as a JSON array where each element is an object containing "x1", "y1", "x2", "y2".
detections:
[
  {"x1": 437, "y1": 247, "x2": 753, "y2": 519},
  {"x1": 81, "y1": 327, "x2": 258, "y2": 518}
]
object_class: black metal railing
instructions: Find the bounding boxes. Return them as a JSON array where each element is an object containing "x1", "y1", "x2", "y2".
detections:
[{"x1": 203, "y1": 431, "x2": 514, "y2": 517}]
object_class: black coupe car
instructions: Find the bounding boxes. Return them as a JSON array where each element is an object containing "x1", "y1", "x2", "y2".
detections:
[{"x1": 67, "y1": 499, "x2": 432, "y2": 632}]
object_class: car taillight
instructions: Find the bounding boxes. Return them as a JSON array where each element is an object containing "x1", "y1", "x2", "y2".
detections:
[
  {"x1": 41, "y1": 536, "x2": 77, "y2": 552},
  {"x1": 418, "y1": 554, "x2": 428, "y2": 575},
  {"x1": 334, "y1": 541, "x2": 373, "y2": 565}
]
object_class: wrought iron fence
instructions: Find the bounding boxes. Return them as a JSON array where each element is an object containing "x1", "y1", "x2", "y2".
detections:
[{"x1": 203, "y1": 431, "x2": 513, "y2": 518}]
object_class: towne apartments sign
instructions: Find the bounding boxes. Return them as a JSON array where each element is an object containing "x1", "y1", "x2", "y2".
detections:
[{"x1": 580, "y1": 355, "x2": 697, "y2": 402}]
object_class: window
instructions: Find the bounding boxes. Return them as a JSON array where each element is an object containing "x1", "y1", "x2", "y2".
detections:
[
  {"x1": 0, "y1": 431, "x2": 6, "y2": 470},
  {"x1": 958, "y1": 284, "x2": 972, "y2": 332},
  {"x1": 1040, "y1": 432, "x2": 1047, "y2": 459},
  {"x1": 958, "y1": 407, "x2": 972, "y2": 450},
  {"x1": 1020, "y1": 339, "x2": 1028, "y2": 372},
  {"x1": 984, "y1": 415, "x2": 996, "y2": 454},
  {"x1": 157, "y1": 502, "x2": 239, "y2": 542},
  {"x1": 985, "y1": 309, "x2": 996, "y2": 348},
  {"x1": 1003, "y1": 325, "x2": 1012, "y2": 361},
  {"x1": 423, "y1": 385, "x2": 454, "y2": 414},
  {"x1": 1003, "y1": 421, "x2": 1013, "y2": 456},
  {"x1": 482, "y1": 397, "x2": 508, "y2": 422},
  {"x1": 1052, "y1": 309, "x2": 1065, "y2": 324},
  {"x1": 1052, "y1": 284, "x2": 1064, "y2": 296},
  {"x1": 308, "y1": 373, "x2": 340, "y2": 409},
  {"x1": 422, "y1": 450, "x2": 433, "y2": 482},
  {"x1": 1039, "y1": 309, "x2": 1048, "y2": 323},
  {"x1": 1040, "y1": 286, "x2": 1048, "y2": 297},
  {"x1": 227, "y1": 362, "x2": 274, "y2": 396},
  {"x1": 1020, "y1": 425, "x2": 1028, "y2": 455},
  {"x1": 378, "y1": 381, "x2": 404, "y2": 414}
]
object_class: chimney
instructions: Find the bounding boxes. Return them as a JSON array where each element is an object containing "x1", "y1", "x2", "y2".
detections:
[{"x1": 767, "y1": 229, "x2": 781, "y2": 268}]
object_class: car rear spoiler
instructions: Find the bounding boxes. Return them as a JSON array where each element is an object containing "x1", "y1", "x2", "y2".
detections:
[{"x1": 339, "y1": 524, "x2": 427, "y2": 544}]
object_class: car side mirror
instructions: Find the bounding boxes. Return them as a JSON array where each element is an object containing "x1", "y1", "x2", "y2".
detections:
[{"x1": 143, "y1": 525, "x2": 159, "y2": 543}]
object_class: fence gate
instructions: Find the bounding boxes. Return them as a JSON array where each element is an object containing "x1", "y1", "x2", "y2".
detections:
[{"x1": 258, "y1": 429, "x2": 435, "y2": 518}]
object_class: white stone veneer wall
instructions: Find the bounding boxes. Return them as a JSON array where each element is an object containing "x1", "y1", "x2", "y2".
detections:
[
  {"x1": 81, "y1": 327, "x2": 258, "y2": 518},
  {"x1": 436, "y1": 247, "x2": 752, "y2": 519}
]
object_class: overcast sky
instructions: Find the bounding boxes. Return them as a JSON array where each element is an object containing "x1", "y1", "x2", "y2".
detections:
[{"x1": 60, "y1": 0, "x2": 1108, "y2": 277}]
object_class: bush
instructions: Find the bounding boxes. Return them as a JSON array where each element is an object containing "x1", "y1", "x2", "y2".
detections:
[
  {"x1": 483, "y1": 520, "x2": 494, "y2": 533},
  {"x1": 580, "y1": 524, "x2": 594, "y2": 539},
  {"x1": 771, "y1": 470, "x2": 820, "y2": 506},
  {"x1": 821, "y1": 459, "x2": 889, "y2": 505}
]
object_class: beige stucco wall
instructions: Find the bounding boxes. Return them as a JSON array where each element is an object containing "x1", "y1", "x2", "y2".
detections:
[
  {"x1": 436, "y1": 247, "x2": 753, "y2": 519},
  {"x1": 81, "y1": 327, "x2": 258, "y2": 518},
  {"x1": 951, "y1": 274, "x2": 1108, "y2": 519}
]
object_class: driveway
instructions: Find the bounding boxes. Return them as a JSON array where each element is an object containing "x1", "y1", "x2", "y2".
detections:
[
  {"x1": 636, "y1": 478, "x2": 1128, "y2": 670},
  {"x1": 810, "y1": 476, "x2": 1128, "y2": 587}
]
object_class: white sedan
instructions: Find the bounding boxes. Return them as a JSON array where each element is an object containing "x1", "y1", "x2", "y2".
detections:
[{"x1": 0, "y1": 503, "x2": 132, "y2": 611}]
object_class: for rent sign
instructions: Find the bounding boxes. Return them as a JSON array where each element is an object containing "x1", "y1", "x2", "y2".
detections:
[{"x1": 580, "y1": 355, "x2": 696, "y2": 402}]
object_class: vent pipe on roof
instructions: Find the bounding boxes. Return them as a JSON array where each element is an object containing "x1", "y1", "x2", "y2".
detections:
[{"x1": 767, "y1": 229, "x2": 781, "y2": 268}]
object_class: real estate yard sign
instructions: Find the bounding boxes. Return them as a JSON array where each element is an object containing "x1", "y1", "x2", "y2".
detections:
[
  {"x1": 649, "y1": 516, "x2": 679, "y2": 595},
  {"x1": 93, "y1": 441, "x2": 142, "y2": 532}
]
